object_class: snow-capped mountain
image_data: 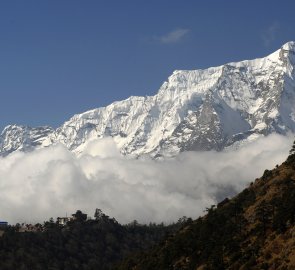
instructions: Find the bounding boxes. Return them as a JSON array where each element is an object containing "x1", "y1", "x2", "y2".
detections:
[{"x1": 1, "y1": 42, "x2": 295, "y2": 158}]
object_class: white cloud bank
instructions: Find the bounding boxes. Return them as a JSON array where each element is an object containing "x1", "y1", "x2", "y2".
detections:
[{"x1": 0, "y1": 134, "x2": 293, "y2": 224}]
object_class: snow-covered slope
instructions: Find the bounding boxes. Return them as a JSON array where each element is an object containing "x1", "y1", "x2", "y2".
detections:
[
  {"x1": 1, "y1": 42, "x2": 295, "y2": 157},
  {"x1": 0, "y1": 125, "x2": 54, "y2": 156}
]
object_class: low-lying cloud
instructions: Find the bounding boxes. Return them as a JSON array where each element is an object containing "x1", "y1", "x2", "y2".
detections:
[{"x1": 0, "y1": 134, "x2": 293, "y2": 224}]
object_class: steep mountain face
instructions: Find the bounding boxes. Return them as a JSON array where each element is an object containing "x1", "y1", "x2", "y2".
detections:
[
  {"x1": 1, "y1": 42, "x2": 295, "y2": 157},
  {"x1": 0, "y1": 125, "x2": 54, "y2": 156},
  {"x1": 117, "y1": 143, "x2": 295, "y2": 270}
]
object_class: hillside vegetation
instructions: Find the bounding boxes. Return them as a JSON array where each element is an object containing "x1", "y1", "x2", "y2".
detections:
[
  {"x1": 0, "y1": 211, "x2": 186, "y2": 270},
  {"x1": 117, "y1": 140, "x2": 295, "y2": 270}
]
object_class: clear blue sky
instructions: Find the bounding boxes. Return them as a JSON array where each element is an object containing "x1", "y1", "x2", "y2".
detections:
[{"x1": 0, "y1": 0, "x2": 294, "y2": 130}]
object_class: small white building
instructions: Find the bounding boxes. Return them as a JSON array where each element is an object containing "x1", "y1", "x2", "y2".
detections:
[{"x1": 57, "y1": 217, "x2": 73, "y2": 226}]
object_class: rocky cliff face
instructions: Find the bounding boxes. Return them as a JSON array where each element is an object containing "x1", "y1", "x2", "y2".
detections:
[{"x1": 1, "y1": 42, "x2": 295, "y2": 157}]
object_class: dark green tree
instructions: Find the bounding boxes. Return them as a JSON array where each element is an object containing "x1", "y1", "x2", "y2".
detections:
[
  {"x1": 72, "y1": 210, "x2": 87, "y2": 222},
  {"x1": 94, "y1": 208, "x2": 103, "y2": 220}
]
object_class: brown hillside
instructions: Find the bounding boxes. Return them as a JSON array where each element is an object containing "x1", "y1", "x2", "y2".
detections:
[{"x1": 117, "y1": 141, "x2": 295, "y2": 270}]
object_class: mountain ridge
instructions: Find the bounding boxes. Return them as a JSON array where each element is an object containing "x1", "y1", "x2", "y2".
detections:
[{"x1": 1, "y1": 41, "x2": 295, "y2": 157}]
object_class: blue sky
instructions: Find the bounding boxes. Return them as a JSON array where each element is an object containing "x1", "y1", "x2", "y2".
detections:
[{"x1": 0, "y1": 0, "x2": 294, "y2": 130}]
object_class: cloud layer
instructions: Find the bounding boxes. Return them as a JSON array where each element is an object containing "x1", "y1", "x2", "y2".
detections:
[
  {"x1": 157, "y1": 28, "x2": 190, "y2": 44},
  {"x1": 0, "y1": 134, "x2": 293, "y2": 224}
]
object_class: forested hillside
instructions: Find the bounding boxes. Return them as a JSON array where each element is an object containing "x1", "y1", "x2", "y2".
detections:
[
  {"x1": 118, "y1": 140, "x2": 295, "y2": 270},
  {"x1": 0, "y1": 211, "x2": 187, "y2": 270}
]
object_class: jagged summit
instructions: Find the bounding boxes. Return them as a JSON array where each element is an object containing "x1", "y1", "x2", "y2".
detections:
[
  {"x1": 1, "y1": 42, "x2": 295, "y2": 157},
  {"x1": 282, "y1": 40, "x2": 295, "y2": 51}
]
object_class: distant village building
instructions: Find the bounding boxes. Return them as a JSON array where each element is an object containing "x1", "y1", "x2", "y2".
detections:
[
  {"x1": 0, "y1": 221, "x2": 8, "y2": 230},
  {"x1": 57, "y1": 211, "x2": 88, "y2": 225},
  {"x1": 57, "y1": 217, "x2": 73, "y2": 226},
  {"x1": 18, "y1": 223, "x2": 42, "y2": 232},
  {"x1": 72, "y1": 210, "x2": 87, "y2": 221}
]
